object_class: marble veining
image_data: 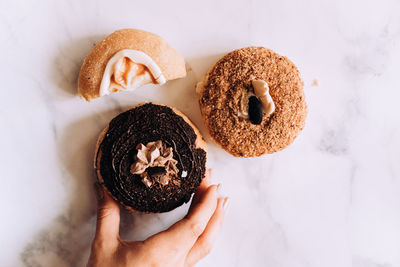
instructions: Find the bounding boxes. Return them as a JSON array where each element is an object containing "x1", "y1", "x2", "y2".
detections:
[{"x1": 1, "y1": 0, "x2": 400, "y2": 266}]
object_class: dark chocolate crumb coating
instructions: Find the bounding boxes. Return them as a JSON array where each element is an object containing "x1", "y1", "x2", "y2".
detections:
[{"x1": 96, "y1": 103, "x2": 207, "y2": 213}]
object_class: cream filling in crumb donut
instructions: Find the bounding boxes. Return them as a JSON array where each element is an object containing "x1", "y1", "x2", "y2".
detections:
[
  {"x1": 238, "y1": 80, "x2": 275, "y2": 119},
  {"x1": 251, "y1": 80, "x2": 275, "y2": 117},
  {"x1": 100, "y1": 49, "x2": 166, "y2": 96},
  {"x1": 197, "y1": 77, "x2": 275, "y2": 119}
]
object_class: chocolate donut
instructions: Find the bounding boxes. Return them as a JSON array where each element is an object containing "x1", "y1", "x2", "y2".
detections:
[{"x1": 95, "y1": 103, "x2": 207, "y2": 213}]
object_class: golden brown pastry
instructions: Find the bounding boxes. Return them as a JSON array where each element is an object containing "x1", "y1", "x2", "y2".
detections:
[{"x1": 78, "y1": 29, "x2": 186, "y2": 101}]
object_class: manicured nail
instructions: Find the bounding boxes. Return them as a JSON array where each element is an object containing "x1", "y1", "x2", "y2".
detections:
[
  {"x1": 223, "y1": 197, "x2": 229, "y2": 211},
  {"x1": 94, "y1": 182, "x2": 104, "y2": 202}
]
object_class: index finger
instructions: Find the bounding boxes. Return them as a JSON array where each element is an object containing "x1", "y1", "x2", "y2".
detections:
[{"x1": 189, "y1": 169, "x2": 213, "y2": 213}]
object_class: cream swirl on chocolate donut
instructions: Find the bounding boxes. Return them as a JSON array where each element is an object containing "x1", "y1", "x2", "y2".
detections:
[{"x1": 95, "y1": 103, "x2": 206, "y2": 213}]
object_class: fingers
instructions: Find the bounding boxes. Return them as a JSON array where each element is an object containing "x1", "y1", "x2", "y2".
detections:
[
  {"x1": 93, "y1": 183, "x2": 120, "y2": 248},
  {"x1": 150, "y1": 183, "x2": 219, "y2": 252},
  {"x1": 185, "y1": 197, "x2": 228, "y2": 266},
  {"x1": 189, "y1": 169, "x2": 212, "y2": 213}
]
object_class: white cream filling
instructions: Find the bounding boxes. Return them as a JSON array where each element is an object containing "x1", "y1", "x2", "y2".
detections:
[
  {"x1": 100, "y1": 49, "x2": 166, "y2": 96},
  {"x1": 251, "y1": 80, "x2": 275, "y2": 117}
]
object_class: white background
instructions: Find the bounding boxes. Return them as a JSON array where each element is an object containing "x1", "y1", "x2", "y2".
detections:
[{"x1": 1, "y1": 0, "x2": 400, "y2": 266}]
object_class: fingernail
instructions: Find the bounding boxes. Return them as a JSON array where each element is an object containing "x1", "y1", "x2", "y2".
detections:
[
  {"x1": 217, "y1": 183, "x2": 222, "y2": 192},
  {"x1": 216, "y1": 184, "x2": 225, "y2": 198},
  {"x1": 223, "y1": 197, "x2": 229, "y2": 211},
  {"x1": 94, "y1": 182, "x2": 104, "y2": 202}
]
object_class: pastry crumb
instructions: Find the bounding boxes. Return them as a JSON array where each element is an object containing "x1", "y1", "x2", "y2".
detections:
[{"x1": 312, "y1": 79, "x2": 319, "y2": 86}]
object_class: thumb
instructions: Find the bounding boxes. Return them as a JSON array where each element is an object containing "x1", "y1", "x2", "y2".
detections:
[{"x1": 94, "y1": 183, "x2": 120, "y2": 246}]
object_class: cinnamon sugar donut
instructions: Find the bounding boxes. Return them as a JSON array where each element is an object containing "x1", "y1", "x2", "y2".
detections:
[{"x1": 197, "y1": 47, "x2": 307, "y2": 157}]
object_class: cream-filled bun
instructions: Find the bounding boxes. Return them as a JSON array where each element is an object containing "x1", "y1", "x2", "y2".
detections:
[{"x1": 78, "y1": 29, "x2": 186, "y2": 101}]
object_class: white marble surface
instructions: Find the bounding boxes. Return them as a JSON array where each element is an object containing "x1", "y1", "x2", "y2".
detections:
[{"x1": 1, "y1": 0, "x2": 400, "y2": 266}]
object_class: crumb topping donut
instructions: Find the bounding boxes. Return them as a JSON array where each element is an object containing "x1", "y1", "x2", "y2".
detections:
[{"x1": 197, "y1": 47, "x2": 307, "y2": 157}]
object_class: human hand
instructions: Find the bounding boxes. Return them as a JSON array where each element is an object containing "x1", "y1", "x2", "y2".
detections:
[{"x1": 87, "y1": 170, "x2": 228, "y2": 267}]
